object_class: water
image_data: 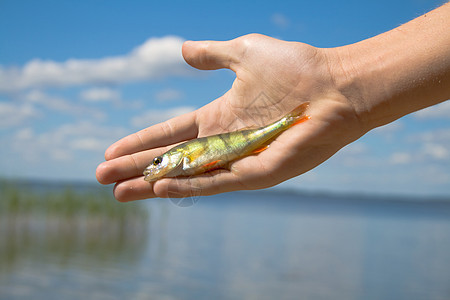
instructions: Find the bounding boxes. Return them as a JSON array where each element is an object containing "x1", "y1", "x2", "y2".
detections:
[{"x1": 1, "y1": 186, "x2": 450, "y2": 300}]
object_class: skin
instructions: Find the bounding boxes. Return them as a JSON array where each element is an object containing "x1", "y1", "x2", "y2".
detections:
[{"x1": 96, "y1": 4, "x2": 450, "y2": 201}]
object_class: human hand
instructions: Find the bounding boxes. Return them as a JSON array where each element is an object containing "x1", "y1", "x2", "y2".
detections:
[{"x1": 96, "y1": 34, "x2": 365, "y2": 201}]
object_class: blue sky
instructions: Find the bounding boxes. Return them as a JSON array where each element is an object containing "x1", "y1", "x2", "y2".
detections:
[{"x1": 0, "y1": 0, "x2": 449, "y2": 197}]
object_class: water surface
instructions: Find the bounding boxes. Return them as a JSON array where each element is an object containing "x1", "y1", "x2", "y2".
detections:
[{"x1": 1, "y1": 186, "x2": 449, "y2": 300}]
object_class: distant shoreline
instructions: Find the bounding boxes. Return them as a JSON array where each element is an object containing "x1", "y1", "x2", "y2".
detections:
[{"x1": 1, "y1": 176, "x2": 449, "y2": 203}]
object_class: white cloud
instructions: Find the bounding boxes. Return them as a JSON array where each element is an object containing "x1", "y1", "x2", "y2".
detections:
[
  {"x1": 23, "y1": 90, "x2": 105, "y2": 120},
  {"x1": 12, "y1": 121, "x2": 128, "y2": 163},
  {"x1": 413, "y1": 100, "x2": 450, "y2": 120},
  {"x1": 372, "y1": 121, "x2": 404, "y2": 134},
  {"x1": 155, "y1": 88, "x2": 184, "y2": 102},
  {"x1": 388, "y1": 129, "x2": 450, "y2": 165},
  {"x1": 271, "y1": 13, "x2": 290, "y2": 29},
  {"x1": 339, "y1": 142, "x2": 367, "y2": 156},
  {"x1": 0, "y1": 90, "x2": 108, "y2": 129},
  {"x1": 419, "y1": 165, "x2": 450, "y2": 185},
  {"x1": 0, "y1": 101, "x2": 41, "y2": 128},
  {"x1": 15, "y1": 127, "x2": 33, "y2": 140},
  {"x1": 0, "y1": 36, "x2": 191, "y2": 92},
  {"x1": 80, "y1": 87, "x2": 120, "y2": 102},
  {"x1": 69, "y1": 137, "x2": 109, "y2": 151},
  {"x1": 330, "y1": 142, "x2": 379, "y2": 168},
  {"x1": 25, "y1": 90, "x2": 74, "y2": 111},
  {"x1": 421, "y1": 143, "x2": 449, "y2": 160},
  {"x1": 407, "y1": 128, "x2": 450, "y2": 160},
  {"x1": 389, "y1": 152, "x2": 412, "y2": 165},
  {"x1": 131, "y1": 106, "x2": 195, "y2": 128},
  {"x1": 2, "y1": 121, "x2": 129, "y2": 180},
  {"x1": 409, "y1": 128, "x2": 450, "y2": 144}
]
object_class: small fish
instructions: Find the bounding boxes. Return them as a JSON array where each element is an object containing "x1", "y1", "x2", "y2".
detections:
[{"x1": 143, "y1": 102, "x2": 310, "y2": 182}]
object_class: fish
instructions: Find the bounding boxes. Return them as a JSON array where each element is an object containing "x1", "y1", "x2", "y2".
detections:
[{"x1": 143, "y1": 102, "x2": 310, "y2": 182}]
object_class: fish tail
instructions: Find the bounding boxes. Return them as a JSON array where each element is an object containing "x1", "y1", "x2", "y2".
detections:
[{"x1": 284, "y1": 102, "x2": 310, "y2": 127}]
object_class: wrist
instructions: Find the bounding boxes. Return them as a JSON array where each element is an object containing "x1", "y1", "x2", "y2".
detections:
[
  {"x1": 327, "y1": 4, "x2": 450, "y2": 132},
  {"x1": 327, "y1": 41, "x2": 394, "y2": 133},
  {"x1": 323, "y1": 45, "x2": 375, "y2": 134}
]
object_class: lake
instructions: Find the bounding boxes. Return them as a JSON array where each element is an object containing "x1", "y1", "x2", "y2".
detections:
[{"x1": 1, "y1": 183, "x2": 450, "y2": 300}]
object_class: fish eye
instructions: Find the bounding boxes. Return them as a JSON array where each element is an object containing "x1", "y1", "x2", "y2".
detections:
[{"x1": 153, "y1": 156, "x2": 162, "y2": 166}]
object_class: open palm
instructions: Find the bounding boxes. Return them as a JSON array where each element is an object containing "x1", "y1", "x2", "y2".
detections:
[{"x1": 96, "y1": 34, "x2": 363, "y2": 201}]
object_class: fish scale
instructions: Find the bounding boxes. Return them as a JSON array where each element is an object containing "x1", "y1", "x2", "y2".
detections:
[{"x1": 143, "y1": 102, "x2": 310, "y2": 181}]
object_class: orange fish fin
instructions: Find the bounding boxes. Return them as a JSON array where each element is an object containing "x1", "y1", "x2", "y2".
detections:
[
  {"x1": 285, "y1": 102, "x2": 310, "y2": 126},
  {"x1": 252, "y1": 144, "x2": 269, "y2": 154},
  {"x1": 288, "y1": 102, "x2": 309, "y2": 117},
  {"x1": 202, "y1": 160, "x2": 222, "y2": 169},
  {"x1": 292, "y1": 115, "x2": 310, "y2": 126}
]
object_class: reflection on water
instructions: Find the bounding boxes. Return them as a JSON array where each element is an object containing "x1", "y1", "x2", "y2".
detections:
[
  {"x1": 1, "y1": 181, "x2": 450, "y2": 300},
  {"x1": 0, "y1": 181, "x2": 149, "y2": 276}
]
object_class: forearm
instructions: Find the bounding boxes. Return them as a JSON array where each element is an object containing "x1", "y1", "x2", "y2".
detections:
[{"x1": 331, "y1": 3, "x2": 450, "y2": 131}]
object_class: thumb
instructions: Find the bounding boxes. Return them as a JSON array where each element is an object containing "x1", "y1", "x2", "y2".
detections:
[{"x1": 182, "y1": 39, "x2": 240, "y2": 71}]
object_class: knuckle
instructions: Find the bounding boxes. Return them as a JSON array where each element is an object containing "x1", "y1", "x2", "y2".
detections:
[
  {"x1": 233, "y1": 33, "x2": 264, "y2": 60},
  {"x1": 158, "y1": 121, "x2": 175, "y2": 140}
]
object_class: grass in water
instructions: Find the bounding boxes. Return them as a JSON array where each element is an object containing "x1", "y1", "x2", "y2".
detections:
[{"x1": 0, "y1": 179, "x2": 150, "y2": 271}]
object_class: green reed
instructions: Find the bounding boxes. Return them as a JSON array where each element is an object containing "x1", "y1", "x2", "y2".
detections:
[
  {"x1": 0, "y1": 179, "x2": 148, "y2": 221},
  {"x1": 0, "y1": 179, "x2": 150, "y2": 271}
]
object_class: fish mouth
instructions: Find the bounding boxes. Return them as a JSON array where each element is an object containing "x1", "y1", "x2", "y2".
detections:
[
  {"x1": 144, "y1": 174, "x2": 156, "y2": 182},
  {"x1": 143, "y1": 168, "x2": 158, "y2": 182}
]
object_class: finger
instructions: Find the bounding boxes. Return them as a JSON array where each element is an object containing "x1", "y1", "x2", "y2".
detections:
[
  {"x1": 97, "y1": 147, "x2": 166, "y2": 185},
  {"x1": 152, "y1": 170, "x2": 246, "y2": 198},
  {"x1": 113, "y1": 177, "x2": 157, "y2": 202},
  {"x1": 105, "y1": 111, "x2": 198, "y2": 160},
  {"x1": 182, "y1": 39, "x2": 240, "y2": 71}
]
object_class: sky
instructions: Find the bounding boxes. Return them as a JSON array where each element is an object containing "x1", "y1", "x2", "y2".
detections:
[{"x1": 0, "y1": 0, "x2": 449, "y2": 197}]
